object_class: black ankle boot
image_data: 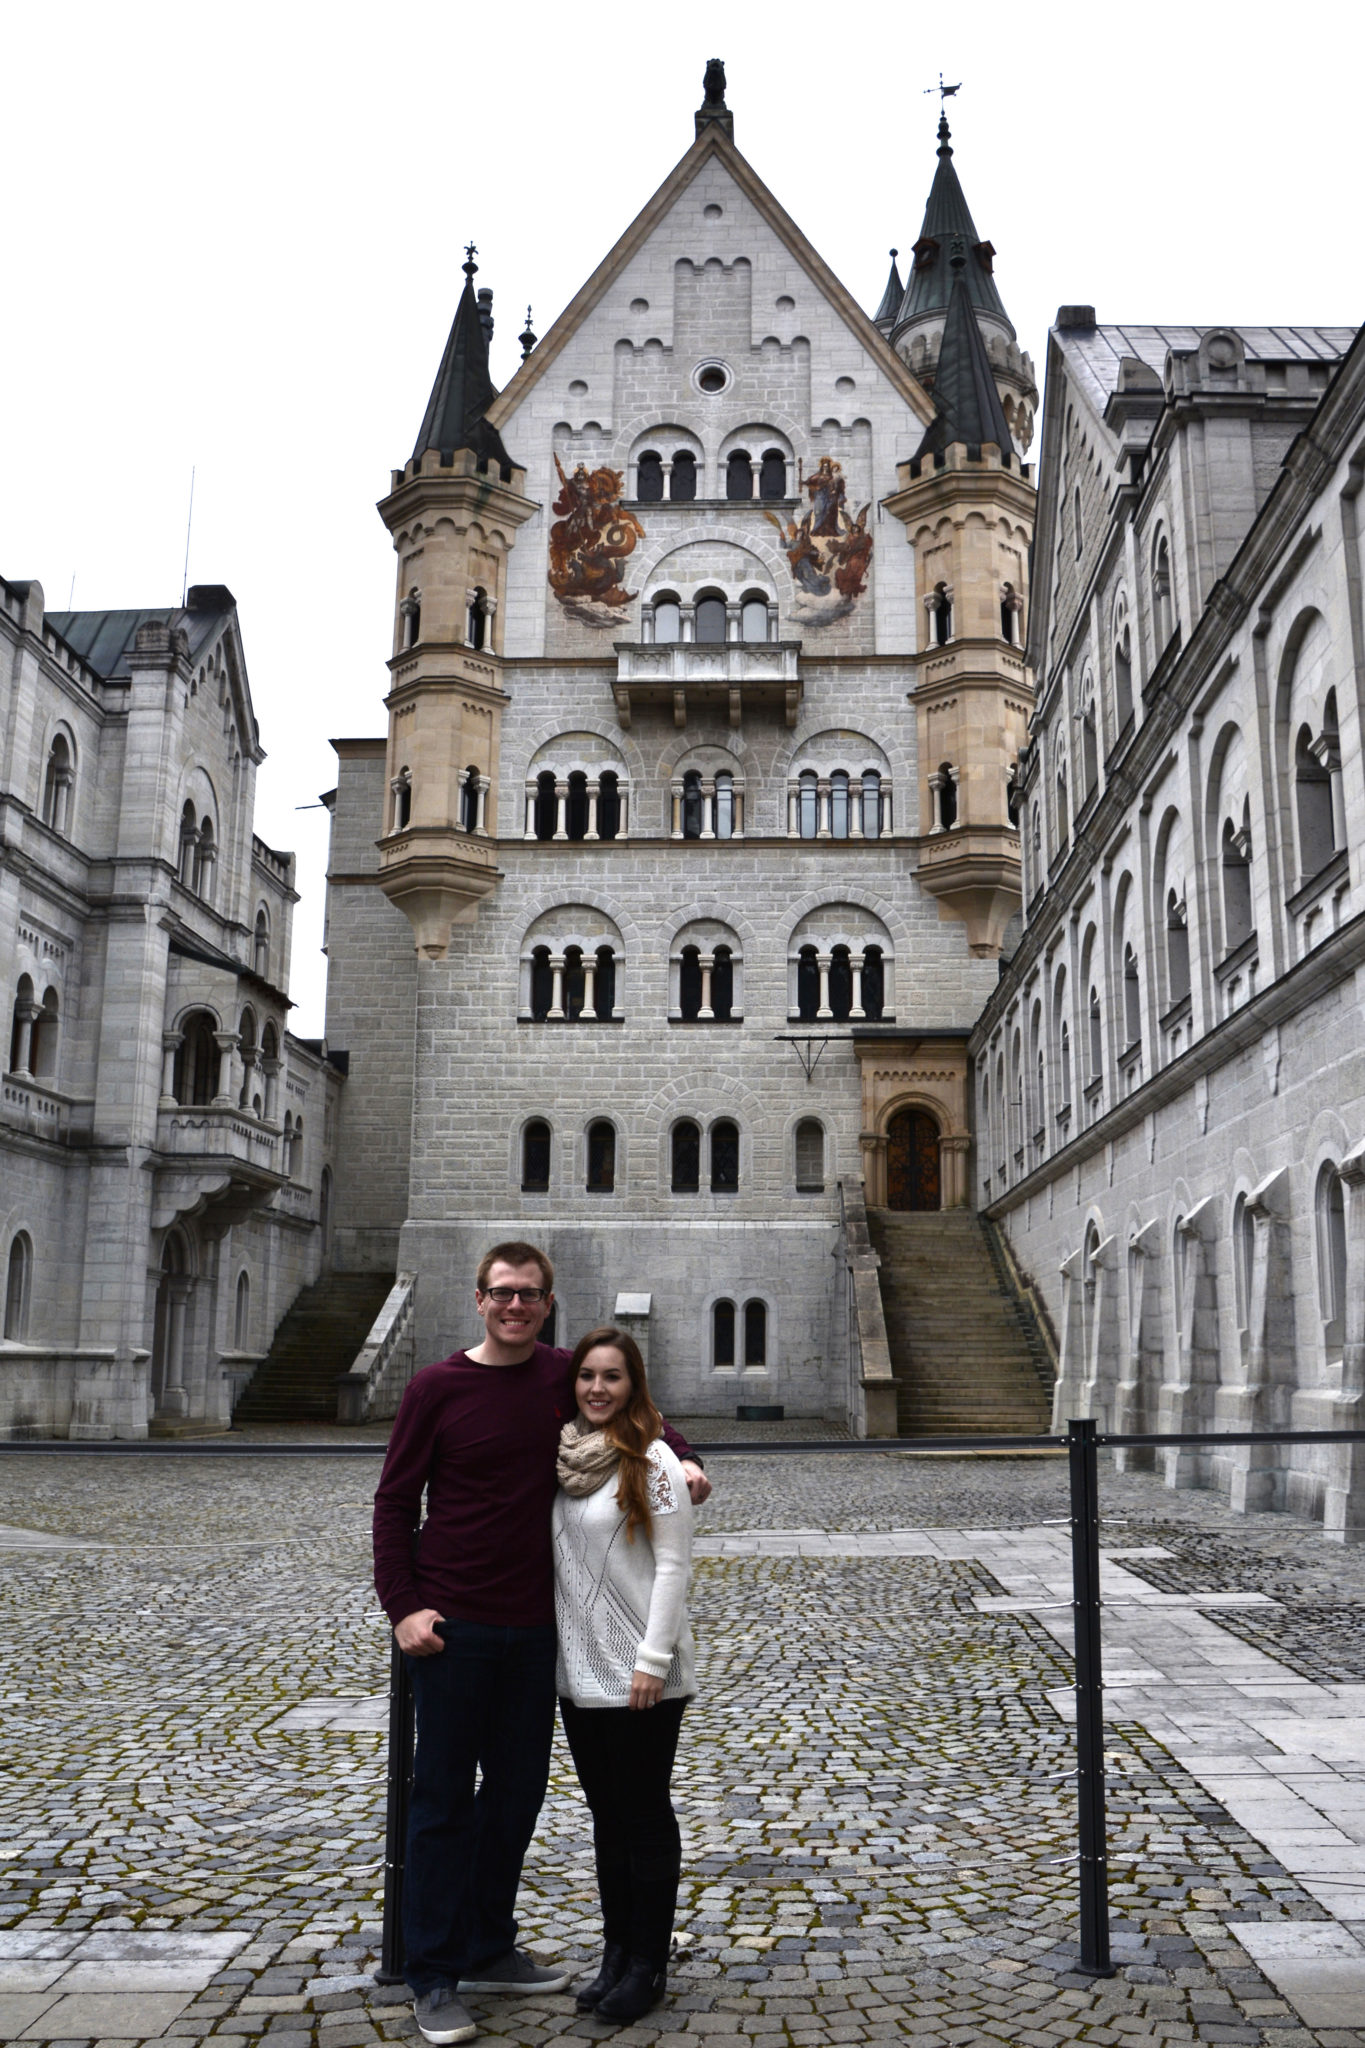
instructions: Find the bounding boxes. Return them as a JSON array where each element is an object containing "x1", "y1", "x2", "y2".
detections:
[
  {"x1": 595, "y1": 1957, "x2": 666, "y2": 2023},
  {"x1": 575, "y1": 1941, "x2": 629, "y2": 2012}
]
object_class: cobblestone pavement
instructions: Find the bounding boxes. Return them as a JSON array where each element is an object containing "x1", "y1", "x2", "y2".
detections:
[{"x1": 2, "y1": 1449, "x2": 1364, "y2": 2047}]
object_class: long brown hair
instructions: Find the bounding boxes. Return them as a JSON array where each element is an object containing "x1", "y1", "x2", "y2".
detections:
[{"x1": 569, "y1": 1325, "x2": 662, "y2": 1540}]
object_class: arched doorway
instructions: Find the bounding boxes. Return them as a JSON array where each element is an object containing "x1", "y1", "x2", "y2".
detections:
[
  {"x1": 886, "y1": 1109, "x2": 941, "y2": 1211},
  {"x1": 150, "y1": 1231, "x2": 192, "y2": 1416}
]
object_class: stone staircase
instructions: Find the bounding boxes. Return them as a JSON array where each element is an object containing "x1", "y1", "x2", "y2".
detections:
[
  {"x1": 866, "y1": 1210, "x2": 1053, "y2": 1437},
  {"x1": 233, "y1": 1272, "x2": 395, "y2": 1425}
]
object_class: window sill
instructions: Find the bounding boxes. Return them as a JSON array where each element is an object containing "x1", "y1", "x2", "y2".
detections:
[
  {"x1": 1213, "y1": 931, "x2": 1259, "y2": 984},
  {"x1": 669, "y1": 1015, "x2": 744, "y2": 1025},
  {"x1": 786, "y1": 1013, "x2": 894, "y2": 1025},
  {"x1": 1083, "y1": 1078, "x2": 1104, "y2": 1103},
  {"x1": 1286, "y1": 846, "x2": 1349, "y2": 919},
  {"x1": 520, "y1": 1015, "x2": 625, "y2": 1025},
  {"x1": 795, "y1": 1183, "x2": 825, "y2": 1194},
  {"x1": 1159, "y1": 994, "x2": 1192, "y2": 1032}
]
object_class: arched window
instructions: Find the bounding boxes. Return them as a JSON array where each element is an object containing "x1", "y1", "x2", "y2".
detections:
[
  {"x1": 467, "y1": 586, "x2": 489, "y2": 650},
  {"x1": 653, "y1": 595, "x2": 682, "y2": 644},
  {"x1": 671, "y1": 1119, "x2": 700, "y2": 1193},
  {"x1": 586, "y1": 1120, "x2": 616, "y2": 1193},
  {"x1": 179, "y1": 801, "x2": 198, "y2": 886},
  {"x1": 828, "y1": 945, "x2": 853, "y2": 1021},
  {"x1": 41, "y1": 732, "x2": 74, "y2": 835},
  {"x1": 234, "y1": 1270, "x2": 251, "y2": 1351},
  {"x1": 711, "y1": 1119, "x2": 739, "y2": 1191},
  {"x1": 796, "y1": 944, "x2": 820, "y2": 1021},
  {"x1": 759, "y1": 449, "x2": 786, "y2": 499},
  {"x1": 712, "y1": 944, "x2": 734, "y2": 1020},
  {"x1": 194, "y1": 815, "x2": 216, "y2": 902},
  {"x1": 459, "y1": 765, "x2": 480, "y2": 833},
  {"x1": 291, "y1": 1116, "x2": 304, "y2": 1178},
  {"x1": 1073, "y1": 485, "x2": 1084, "y2": 558},
  {"x1": 795, "y1": 1118, "x2": 824, "y2": 1191},
  {"x1": 1000, "y1": 583, "x2": 1020, "y2": 644},
  {"x1": 534, "y1": 770, "x2": 558, "y2": 840},
  {"x1": 30, "y1": 986, "x2": 59, "y2": 1083},
  {"x1": 563, "y1": 946, "x2": 586, "y2": 1022},
  {"x1": 522, "y1": 1118, "x2": 551, "y2": 1191},
  {"x1": 281, "y1": 1111, "x2": 294, "y2": 1180},
  {"x1": 598, "y1": 770, "x2": 621, "y2": 840},
  {"x1": 1088, "y1": 987, "x2": 1103, "y2": 1082},
  {"x1": 861, "y1": 945, "x2": 885, "y2": 1021},
  {"x1": 798, "y1": 769, "x2": 818, "y2": 840},
  {"x1": 1317, "y1": 1164, "x2": 1348, "y2": 1334},
  {"x1": 174, "y1": 1012, "x2": 220, "y2": 1106},
  {"x1": 933, "y1": 583, "x2": 952, "y2": 645},
  {"x1": 695, "y1": 592, "x2": 727, "y2": 643},
  {"x1": 681, "y1": 770, "x2": 703, "y2": 839},
  {"x1": 744, "y1": 1299, "x2": 767, "y2": 1368},
  {"x1": 740, "y1": 594, "x2": 769, "y2": 643},
  {"x1": 565, "y1": 771, "x2": 589, "y2": 841},
  {"x1": 1059, "y1": 1020, "x2": 1072, "y2": 1108},
  {"x1": 713, "y1": 1298, "x2": 736, "y2": 1369},
  {"x1": 830, "y1": 771, "x2": 850, "y2": 840},
  {"x1": 594, "y1": 945, "x2": 616, "y2": 1019},
  {"x1": 726, "y1": 449, "x2": 753, "y2": 500},
  {"x1": 392, "y1": 767, "x2": 412, "y2": 831},
  {"x1": 1153, "y1": 534, "x2": 1175, "y2": 650},
  {"x1": 529, "y1": 947, "x2": 553, "y2": 1021},
  {"x1": 1222, "y1": 811, "x2": 1253, "y2": 950},
  {"x1": 253, "y1": 909, "x2": 270, "y2": 978},
  {"x1": 1166, "y1": 892, "x2": 1190, "y2": 1004},
  {"x1": 862, "y1": 769, "x2": 883, "y2": 840},
  {"x1": 4, "y1": 1232, "x2": 32, "y2": 1340},
  {"x1": 1232, "y1": 1193, "x2": 1255, "y2": 1330},
  {"x1": 1114, "y1": 618, "x2": 1133, "y2": 730},
  {"x1": 402, "y1": 588, "x2": 421, "y2": 648},
  {"x1": 1081, "y1": 694, "x2": 1098, "y2": 798},
  {"x1": 1295, "y1": 721, "x2": 1335, "y2": 880},
  {"x1": 1123, "y1": 944, "x2": 1141, "y2": 1048},
  {"x1": 679, "y1": 945, "x2": 703, "y2": 1020},
  {"x1": 715, "y1": 771, "x2": 734, "y2": 839},
  {"x1": 936, "y1": 763, "x2": 957, "y2": 831},
  {"x1": 9, "y1": 974, "x2": 35, "y2": 1075},
  {"x1": 669, "y1": 451, "x2": 697, "y2": 502},
  {"x1": 636, "y1": 450, "x2": 664, "y2": 502}
]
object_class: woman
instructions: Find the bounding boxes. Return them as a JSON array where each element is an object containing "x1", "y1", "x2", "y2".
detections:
[{"x1": 553, "y1": 1326, "x2": 697, "y2": 2024}]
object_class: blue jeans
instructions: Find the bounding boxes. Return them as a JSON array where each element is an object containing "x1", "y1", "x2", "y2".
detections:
[{"x1": 402, "y1": 1619, "x2": 557, "y2": 1994}]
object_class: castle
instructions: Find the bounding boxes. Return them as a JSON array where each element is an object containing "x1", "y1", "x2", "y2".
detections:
[{"x1": 5, "y1": 63, "x2": 1362, "y2": 1542}]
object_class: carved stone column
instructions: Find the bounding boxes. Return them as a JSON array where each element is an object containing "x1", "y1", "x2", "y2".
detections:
[
  {"x1": 816, "y1": 953, "x2": 833, "y2": 1022},
  {"x1": 524, "y1": 782, "x2": 537, "y2": 840},
  {"x1": 548, "y1": 956, "x2": 566, "y2": 1022},
  {"x1": 553, "y1": 780, "x2": 568, "y2": 841},
  {"x1": 159, "y1": 1031, "x2": 182, "y2": 1108},
  {"x1": 212, "y1": 1032, "x2": 241, "y2": 1110},
  {"x1": 585, "y1": 780, "x2": 600, "y2": 841},
  {"x1": 698, "y1": 953, "x2": 714, "y2": 1021}
]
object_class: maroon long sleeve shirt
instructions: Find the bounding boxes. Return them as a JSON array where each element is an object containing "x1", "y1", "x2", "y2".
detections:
[{"x1": 372, "y1": 1343, "x2": 698, "y2": 1629}]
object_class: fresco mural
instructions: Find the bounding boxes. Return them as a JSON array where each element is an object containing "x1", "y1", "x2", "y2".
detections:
[
  {"x1": 548, "y1": 457, "x2": 646, "y2": 626},
  {"x1": 765, "y1": 457, "x2": 872, "y2": 625}
]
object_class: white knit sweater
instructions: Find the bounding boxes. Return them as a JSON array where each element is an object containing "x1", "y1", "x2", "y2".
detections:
[{"x1": 553, "y1": 1439, "x2": 697, "y2": 1707}]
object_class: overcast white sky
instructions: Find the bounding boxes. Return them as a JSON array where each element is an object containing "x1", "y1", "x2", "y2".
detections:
[{"x1": 3, "y1": 0, "x2": 1359, "y2": 1035}]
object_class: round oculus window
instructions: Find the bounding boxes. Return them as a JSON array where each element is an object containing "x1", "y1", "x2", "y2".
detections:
[{"x1": 694, "y1": 360, "x2": 731, "y2": 395}]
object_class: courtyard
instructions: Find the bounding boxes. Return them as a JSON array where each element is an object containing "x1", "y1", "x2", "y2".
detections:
[{"x1": 2, "y1": 1443, "x2": 1364, "y2": 2047}]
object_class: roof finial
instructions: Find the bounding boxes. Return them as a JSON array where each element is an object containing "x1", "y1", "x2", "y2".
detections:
[
  {"x1": 463, "y1": 241, "x2": 478, "y2": 278},
  {"x1": 923, "y1": 72, "x2": 960, "y2": 149},
  {"x1": 519, "y1": 306, "x2": 537, "y2": 361},
  {"x1": 696, "y1": 55, "x2": 734, "y2": 138}
]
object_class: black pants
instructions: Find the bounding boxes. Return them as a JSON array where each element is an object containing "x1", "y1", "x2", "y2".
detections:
[{"x1": 559, "y1": 1696, "x2": 687, "y2": 1969}]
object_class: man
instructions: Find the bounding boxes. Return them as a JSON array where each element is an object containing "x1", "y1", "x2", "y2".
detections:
[{"x1": 373, "y1": 1241, "x2": 710, "y2": 2045}]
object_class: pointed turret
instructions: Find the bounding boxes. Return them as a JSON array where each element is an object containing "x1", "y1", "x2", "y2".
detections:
[
  {"x1": 916, "y1": 250, "x2": 1015, "y2": 459},
  {"x1": 893, "y1": 114, "x2": 1012, "y2": 342},
  {"x1": 412, "y1": 247, "x2": 515, "y2": 475},
  {"x1": 873, "y1": 248, "x2": 904, "y2": 333}
]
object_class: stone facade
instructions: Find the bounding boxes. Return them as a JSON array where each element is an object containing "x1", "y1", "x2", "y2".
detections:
[
  {"x1": 973, "y1": 314, "x2": 1365, "y2": 1537},
  {"x1": 0, "y1": 578, "x2": 338, "y2": 1437},
  {"x1": 323, "y1": 92, "x2": 1032, "y2": 1421}
]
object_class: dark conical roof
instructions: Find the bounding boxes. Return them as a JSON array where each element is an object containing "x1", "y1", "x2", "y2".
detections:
[
  {"x1": 916, "y1": 254, "x2": 1015, "y2": 459},
  {"x1": 412, "y1": 248, "x2": 515, "y2": 472},
  {"x1": 896, "y1": 115, "x2": 1012, "y2": 338},
  {"x1": 873, "y1": 248, "x2": 904, "y2": 329}
]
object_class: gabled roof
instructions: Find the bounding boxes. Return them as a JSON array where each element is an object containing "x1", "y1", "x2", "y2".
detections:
[
  {"x1": 485, "y1": 123, "x2": 935, "y2": 432},
  {"x1": 894, "y1": 115, "x2": 1012, "y2": 339},
  {"x1": 412, "y1": 249, "x2": 516, "y2": 473},
  {"x1": 917, "y1": 258, "x2": 1015, "y2": 458},
  {"x1": 48, "y1": 586, "x2": 235, "y2": 678},
  {"x1": 1055, "y1": 321, "x2": 1355, "y2": 415},
  {"x1": 873, "y1": 249, "x2": 904, "y2": 330}
]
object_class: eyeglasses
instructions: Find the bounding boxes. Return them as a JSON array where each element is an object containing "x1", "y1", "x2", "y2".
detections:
[{"x1": 482, "y1": 1286, "x2": 548, "y2": 1304}]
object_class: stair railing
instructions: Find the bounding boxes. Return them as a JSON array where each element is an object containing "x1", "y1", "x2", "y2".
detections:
[
  {"x1": 336, "y1": 1274, "x2": 417, "y2": 1425},
  {"x1": 837, "y1": 1180, "x2": 898, "y2": 1438},
  {"x1": 981, "y1": 1215, "x2": 1060, "y2": 1388}
]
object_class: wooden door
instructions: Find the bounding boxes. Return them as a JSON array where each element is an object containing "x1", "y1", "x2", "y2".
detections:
[{"x1": 886, "y1": 1109, "x2": 941, "y2": 1211}]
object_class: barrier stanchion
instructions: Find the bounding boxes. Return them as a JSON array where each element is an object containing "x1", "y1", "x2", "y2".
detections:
[
  {"x1": 1068, "y1": 1416, "x2": 1114, "y2": 1977},
  {"x1": 375, "y1": 1638, "x2": 414, "y2": 1985}
]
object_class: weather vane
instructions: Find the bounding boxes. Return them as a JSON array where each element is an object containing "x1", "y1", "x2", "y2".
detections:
[{"x1": 924, "y1": 73, "x2": 961, "y2": 102}]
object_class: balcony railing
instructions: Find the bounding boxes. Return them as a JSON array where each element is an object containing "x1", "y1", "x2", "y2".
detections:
[
  {"x1": 613, "y1": 640, "x2": 802, "y2": 729},
  {"x1": 155, "y1": 1105, "x2": 281, "y2": 1175},
  {"x1": 1, "y1": 1076, "x2": 93, "y2": 1144}
]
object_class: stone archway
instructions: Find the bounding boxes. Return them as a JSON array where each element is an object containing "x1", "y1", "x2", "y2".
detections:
[
  {"x1": 887, "y1": 1108, "x2": 941, "y2": 1211},
  {"x1": 150, "y1": 1230, "x2": 193, "y2": 1418}
]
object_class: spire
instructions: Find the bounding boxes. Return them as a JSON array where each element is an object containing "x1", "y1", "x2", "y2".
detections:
[
  {"x1": 411, "y1": 244, "x2": 515, "y2": 473},
  {"x1": 916, "y1": 245, "x2": 1015, "y2": 459},
  {"x1": 873, "y1": 248, "x2": 904, "y2": 332},
  {"x1": 894, "y1": 114, "x2": 1013, "y2": 340}
]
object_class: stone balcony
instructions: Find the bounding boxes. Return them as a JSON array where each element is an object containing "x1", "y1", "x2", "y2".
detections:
[
  {"x1": 1, "y1": 1076, "x2": 93, "y2": 1145},
  {"x1": 151, "y1": 1105, "x2": 284, "y2": 1235},
  {"x1": 613, "y1": 641, "x2": 802, "y2": 729}
]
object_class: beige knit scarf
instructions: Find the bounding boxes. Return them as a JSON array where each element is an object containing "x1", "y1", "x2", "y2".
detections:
[{"x1": 556, "y1": 1414, "x2": 621, "y2": 1495}]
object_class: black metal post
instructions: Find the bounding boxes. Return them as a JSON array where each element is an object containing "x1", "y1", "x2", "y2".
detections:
[
  {"x1": 376, "y1": 1638, "x2": 415, "y2": 1984},
  {"x1": 1068, "y1": 1417, "x2": 1115, "y2": 1977}
]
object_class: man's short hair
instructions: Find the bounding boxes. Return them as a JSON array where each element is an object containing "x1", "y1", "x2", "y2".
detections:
[{"x1": 477, "y1": 1241, "x2": 555, "y2": 1293}]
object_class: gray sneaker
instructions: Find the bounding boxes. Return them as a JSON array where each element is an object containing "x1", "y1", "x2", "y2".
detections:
[
  {"x1": 413, "y1": 1987, "x2": 477, "y2": 2042},
  {"x1": 457, "y1": 1948, "x2": 571, "y2": 1995}
]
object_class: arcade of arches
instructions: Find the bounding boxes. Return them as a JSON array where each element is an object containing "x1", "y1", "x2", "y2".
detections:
[{"x1": 854, "y1": 1033, "x2": 971, "y2": 1210}]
